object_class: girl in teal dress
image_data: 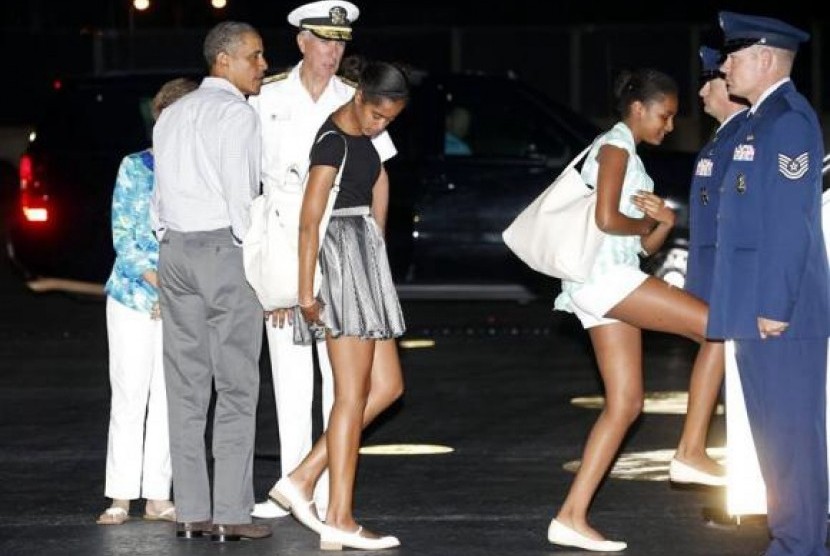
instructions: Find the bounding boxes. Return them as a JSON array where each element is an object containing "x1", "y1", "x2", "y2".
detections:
[{"x1": 548, "y1": 69, "x2": 724, "y2": 552}]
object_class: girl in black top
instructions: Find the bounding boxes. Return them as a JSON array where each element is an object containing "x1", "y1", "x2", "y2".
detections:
[{"x1": 274, "y1": 60, "x2": 409, "y2": 551}]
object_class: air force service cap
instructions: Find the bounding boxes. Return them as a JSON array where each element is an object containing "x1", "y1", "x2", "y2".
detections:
[
  {"x1": 288, "y1": 1, "x2": 359, "y2": 41},
  {"x1": 699, "y1": 45, "x2": 724, "y2": 82},
  {"x1": 719, "y1": 11, "x2": 809, "y2": 54}
]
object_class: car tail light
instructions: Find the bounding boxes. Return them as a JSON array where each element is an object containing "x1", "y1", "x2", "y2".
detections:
[{"x1": 19, "y1": 154, "x2": 50, "y2": 223}]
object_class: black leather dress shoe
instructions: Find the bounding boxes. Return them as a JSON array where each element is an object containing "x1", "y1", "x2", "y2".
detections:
[
  {"x1": 175, "y1": 520, "x2": 212, "y2": 539},
  {"x1": 210, "y1": 523, "x2": 272, "y2": 542}
]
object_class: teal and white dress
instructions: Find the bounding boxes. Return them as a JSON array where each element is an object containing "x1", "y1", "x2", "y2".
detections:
[{"x1": 554, "y1": 122, "x2": 653, "y2": 324}]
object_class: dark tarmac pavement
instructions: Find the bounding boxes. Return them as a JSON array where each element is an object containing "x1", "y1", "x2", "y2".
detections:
[{"x1": 0, "y1": 257, "x2": 771, "y2": 556}]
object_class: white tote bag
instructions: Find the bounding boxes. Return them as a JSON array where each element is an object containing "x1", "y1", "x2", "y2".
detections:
[
  {"x1": 502, "y1": 143, "x2": 603, "y2": 283},
  {"x1": 243, "y1": 131, "x2": 347, "y2": 310}
]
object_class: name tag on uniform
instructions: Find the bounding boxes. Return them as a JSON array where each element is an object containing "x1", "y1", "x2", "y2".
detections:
[
  {"x1": 695, "y1": 158, "x2": 714, "y2": 177},
  {"x1": 733, "y1": 144, "x2": 755, "y2": 161}
]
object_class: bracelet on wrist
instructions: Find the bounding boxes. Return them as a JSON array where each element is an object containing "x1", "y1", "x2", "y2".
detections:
[{"x1": 298, "y1": 298, "x2": 317, "y2": 309}]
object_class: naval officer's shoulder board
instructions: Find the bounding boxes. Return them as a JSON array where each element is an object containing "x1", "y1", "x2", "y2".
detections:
[{"x1": 262, "y1": 71, "x2": 289, "y2": 85}]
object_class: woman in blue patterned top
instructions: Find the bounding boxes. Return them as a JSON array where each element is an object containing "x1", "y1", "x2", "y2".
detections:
[
  {"x1": 548, "y1": 69, "x2": 724, "y2": 552},
  {"x1": 97, "y1": 78, "x2": 197, "y2": 526}
]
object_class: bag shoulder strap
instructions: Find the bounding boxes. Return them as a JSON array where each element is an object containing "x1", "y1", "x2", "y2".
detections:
[
  {"x1": 314, "y1": 129, "x2": 349, "y2": 189},
  {"x1": 564, "y1": 141, "x2": 594, "y2": 173}
]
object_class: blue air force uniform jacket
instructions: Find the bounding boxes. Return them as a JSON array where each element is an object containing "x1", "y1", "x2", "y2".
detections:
[
  {"x1": 685, "y1": 110, "x2": 747, "y2": 302},
  {"x1": 706, "y1": 80, "x2": 830, "y2": 340}
]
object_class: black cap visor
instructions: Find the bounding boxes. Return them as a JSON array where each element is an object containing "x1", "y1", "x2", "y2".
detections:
[
  {"x1": 699, "y1": 70, "x2": 726, "y2": 86},
  {"x1": 722, "y1": 38, "x2": 762, "y2": 54}
]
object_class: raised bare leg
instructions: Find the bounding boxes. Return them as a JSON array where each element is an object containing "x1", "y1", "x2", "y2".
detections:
[
  {"x1": 608, "y1": 277, "x2": 724, "y2": 475},
  {"x1": 674, "y1": 340, "x2": 724, "y2": 475}
]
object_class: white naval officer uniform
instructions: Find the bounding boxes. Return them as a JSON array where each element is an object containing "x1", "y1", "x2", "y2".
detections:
[{"x1": 248, "y1": 61, "x2": 396, "y2": 518}]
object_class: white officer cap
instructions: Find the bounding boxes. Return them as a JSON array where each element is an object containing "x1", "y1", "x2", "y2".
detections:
[{"x1": 287, "y1": 1, "x2": 360, "y2": 41}]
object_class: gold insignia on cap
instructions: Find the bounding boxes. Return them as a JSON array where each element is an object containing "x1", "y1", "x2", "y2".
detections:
[
  {"x1": 291, "y1": 2, "x2": 356, "y2": 41},
  {"x1": 303, "y1": 24, "x2": 352, "y2": 40},
  {"x1": 330, "y1": 6, "x2": 348, "y2": 25}
]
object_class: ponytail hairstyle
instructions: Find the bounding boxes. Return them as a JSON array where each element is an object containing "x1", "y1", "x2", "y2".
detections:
[
  {"x1": 357, "y1": 60, "x2": 410, "y2": 105},
  {"x1": 338, "y1": 53, "x2": 366, "y2": 84},
  {"x1": 613, "y1": 68, "x2": 678, "y2": 118}
]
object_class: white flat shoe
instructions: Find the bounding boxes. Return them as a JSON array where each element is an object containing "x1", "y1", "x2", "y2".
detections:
[
  {"x1": 319, "y1": 525, "x2": 400, "y2": 551},
  {"x1": 251, "y1": 499, "x2": 290, "y2": 519},
  {"x1": 547, "y1": 519, "x2": 627, "y2": 552},
  {"x1": 668, "y1": 458, "x2": 726, "y2": 487},
  {"x1": 269, "y1": 477, "x2": 324, "y2": 534}
]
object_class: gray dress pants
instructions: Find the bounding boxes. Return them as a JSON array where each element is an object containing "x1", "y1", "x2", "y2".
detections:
[{"x1": 158, "y1": 228, "x2": 263, "y2": 524}]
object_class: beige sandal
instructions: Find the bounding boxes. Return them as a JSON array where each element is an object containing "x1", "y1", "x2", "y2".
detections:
[
  {"x1": 96, "y1": 506, "x2": 129, "y2": 525},
  {"x1": 143, "y1": 505, "x2": 176, "y2": 522}
]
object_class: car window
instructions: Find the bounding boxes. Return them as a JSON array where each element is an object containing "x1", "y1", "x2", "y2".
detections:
[
  {"x1": 35, "y1": 85, "x2": 154, "y2": 152},
  {"x1": 442, "y1": 79, "x2": 579, "y2": 164}
]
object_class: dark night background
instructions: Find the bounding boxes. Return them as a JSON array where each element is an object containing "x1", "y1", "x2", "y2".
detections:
[
  {"x1": 0, "y1": 1, "x2": 821, "y2": 29},
  {"x1": 0, "y1": 1, "x2": 826, "y2": 157}
]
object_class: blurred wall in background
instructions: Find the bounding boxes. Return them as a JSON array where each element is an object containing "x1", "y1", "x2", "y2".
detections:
[{"x1": 1, "y1": 21, "x2": 827, "y2": 165}]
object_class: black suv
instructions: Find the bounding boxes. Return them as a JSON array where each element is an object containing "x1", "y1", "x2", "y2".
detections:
[
  {"x1": 6, "y1": 70, "x2": 695, "y2": 299},
  {"x1": 7, "y1": 71, "x2": 197, "y2": 294}
]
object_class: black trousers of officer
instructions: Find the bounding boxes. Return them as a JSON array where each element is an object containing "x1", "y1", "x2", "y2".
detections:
[{"x1": 736, "y1": 338, "x2": 828, "y2": 556}]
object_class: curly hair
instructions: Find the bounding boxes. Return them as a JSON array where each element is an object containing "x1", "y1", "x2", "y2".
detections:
[{"x1": 151, "y1": 77, "x2": 199, "y2": 121}]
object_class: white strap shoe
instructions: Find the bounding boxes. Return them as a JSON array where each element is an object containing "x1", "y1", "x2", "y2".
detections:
[
  {"x1": 320, "y1": 525, "x2": 400, "y2": 551},
  {"x1": 251, "y1": 499, "x2": 290, "y2": 519},
  {"x1": 547, "y1": 519, "x2": 627, "y2": 552},
  {"x1": 269, "y1": 477, "x2": 325, "y2": 534},
  {"x1": 668, "y1": 458, "x2": 726, "y2": 487}
]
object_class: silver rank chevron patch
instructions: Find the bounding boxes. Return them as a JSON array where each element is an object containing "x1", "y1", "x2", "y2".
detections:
[{"x1": 778, "y1": 152, "x2": 809, "y2": 180}]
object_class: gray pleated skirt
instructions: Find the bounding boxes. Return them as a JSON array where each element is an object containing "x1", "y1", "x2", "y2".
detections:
[{"x1": 293, "y1": 206, "x2": 406, "y2": 345}]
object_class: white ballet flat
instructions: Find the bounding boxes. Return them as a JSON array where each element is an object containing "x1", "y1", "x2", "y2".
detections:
[
  {"x1": 547, "y1": 519, "x2": 627, "y2": 552},
  {"x1": 250, "y1": 499, "x2": 290, "y2": 519},
  {"x1": 269, "y1": 477, "x2": 324, "y2": 534},
  {"x1": 668, "y1": 458, "x2": 726, "y2": 487},
  {"x1": 319, "y1": 525, "x2": 400, "y2": 551}
]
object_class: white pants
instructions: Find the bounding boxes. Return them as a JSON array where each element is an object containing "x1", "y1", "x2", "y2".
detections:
[
  {"x1": 265, "y1": 322, "x2": 334, "y2": 511},
  {"x1": 104, "y1": 297, "x2": 171, "y2": 500}
]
